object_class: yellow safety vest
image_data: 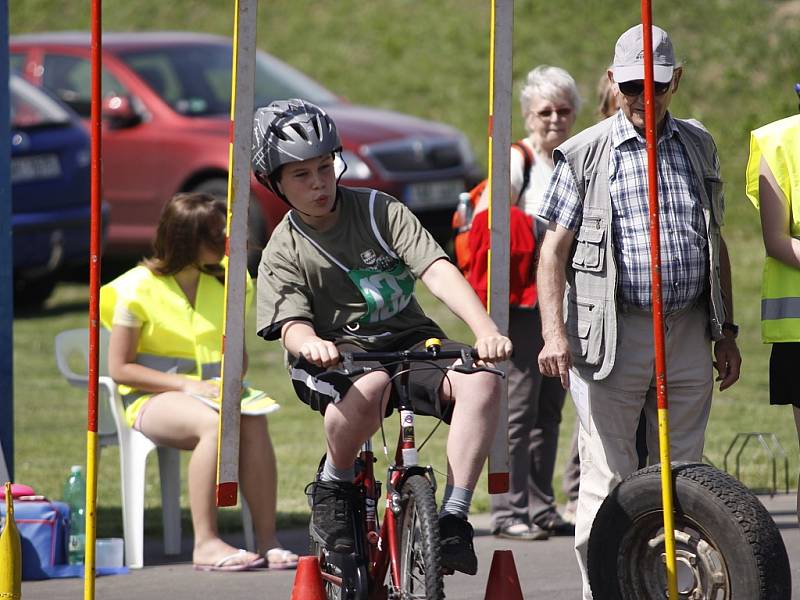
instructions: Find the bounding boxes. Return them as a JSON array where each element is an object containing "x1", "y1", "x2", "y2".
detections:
[
  {"x1": 746, "y1": 114, "x2": 800, "y2": 343},
  {"x1": 99, "y1": 265, "x2": 253, "y2": 425}
]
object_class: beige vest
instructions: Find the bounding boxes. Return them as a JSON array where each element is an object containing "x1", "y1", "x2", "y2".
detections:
[{"x1": 555, "y1": 116, "x2": 726, "y2": 381}]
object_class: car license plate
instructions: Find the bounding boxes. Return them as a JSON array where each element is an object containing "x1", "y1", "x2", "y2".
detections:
[
  {"x1": 11, "y1": 154, "x2": 62, "y2": 183},
  {"x1": 405, "y1": 179, "x2": 465, "y2": 210}
]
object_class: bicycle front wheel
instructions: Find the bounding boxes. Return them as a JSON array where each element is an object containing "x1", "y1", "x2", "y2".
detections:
[{"x1": 392, "y1": 474, "x2": 444, "y2": 600}]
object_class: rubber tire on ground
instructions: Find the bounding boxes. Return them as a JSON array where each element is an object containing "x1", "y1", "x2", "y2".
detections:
[
  {"x1": 587, "y1": 462, "x2": 791, "y2": 599},
  {"x1": 392, "y1": 474, "x2": 444, "y2": 600},
  {"x1": 190, "y1": 178, "x2": 267, "y2": 276}
]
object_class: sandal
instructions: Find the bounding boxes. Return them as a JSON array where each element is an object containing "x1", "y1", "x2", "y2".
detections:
[
  {"x1": 264, "y1": 547, "x2": 299, "y2": 570},
  {"x1": 194, "y1": 548, "x2": 265, "y2": 571}
]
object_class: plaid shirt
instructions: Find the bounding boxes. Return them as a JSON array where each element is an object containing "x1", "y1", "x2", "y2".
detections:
[{"x1": 536, "y1": 111, "x2": 711, "y2": 313}]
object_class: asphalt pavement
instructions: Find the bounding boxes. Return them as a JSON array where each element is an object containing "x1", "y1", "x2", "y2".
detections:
[{"x1": 20, "y1": 493, "x2": 800, "y2": 599}]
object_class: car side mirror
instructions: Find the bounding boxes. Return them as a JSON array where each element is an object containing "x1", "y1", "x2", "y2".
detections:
[{"x1": 101, "y1": 94, "x2": 141, "y2": 129}]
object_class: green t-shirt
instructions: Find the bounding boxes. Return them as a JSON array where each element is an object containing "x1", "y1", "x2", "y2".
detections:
[{"x1": 256, "y1": 187, "x2": 448, "y2": 351}]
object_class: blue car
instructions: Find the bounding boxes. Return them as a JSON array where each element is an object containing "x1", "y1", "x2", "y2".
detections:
[{"x1": 10, "y1": 74, "x2": 100, "y2": 307}]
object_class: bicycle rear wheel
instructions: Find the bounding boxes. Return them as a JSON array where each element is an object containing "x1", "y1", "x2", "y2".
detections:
[{"x1": 391, "y1": 474, "x2": 444, "y2": 600}]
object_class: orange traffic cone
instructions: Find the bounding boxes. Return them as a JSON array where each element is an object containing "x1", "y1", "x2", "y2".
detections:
[
  {"x1": 483, "y1": 549, "x2": 524, "y2": 600},
  {"x1": 289, "y1": 555, "x2": 326, "y2": 600}
]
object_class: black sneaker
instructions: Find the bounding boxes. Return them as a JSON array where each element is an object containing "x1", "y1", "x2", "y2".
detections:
[
  {"x1": 439, "y1": 514, "x2": 478, "y2": 575},
  {"x1": 308, "y1": 480, "x2": 360, "y2": 552},
  {"x1": 534, "y1": 510, "x2": 575, "y2": 536}
]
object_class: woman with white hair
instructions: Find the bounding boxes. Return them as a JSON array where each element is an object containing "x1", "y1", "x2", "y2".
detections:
[{"x1": 475, "y1": 65, "x2": 581, "y2": 540}]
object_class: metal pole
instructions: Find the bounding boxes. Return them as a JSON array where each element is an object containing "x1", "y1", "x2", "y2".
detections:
[
  {"x1": 79, "y1": 0, "x2": 104, "y2": 595},
  {"x1": 639, "y1": 5, "x2": 678, "y2": 598},
  {"x1": 486, "y1": 0, "x2": 512, "y2": 495},
  {"x1": 0, "y1": 0, "x2": 13, "y2": 485},
  {"x1": 83, "y1": 0, "x2": 103, "y2": 595},
  {"x1": 216, "y1": 0, "x2": 258, "y2": 508}
]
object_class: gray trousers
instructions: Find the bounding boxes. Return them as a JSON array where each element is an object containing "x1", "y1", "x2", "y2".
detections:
[
  {"x1": 574, "y1": 304, "x2": 713, "y2": 599},
  {"x1": 490, "y1": 307, "x2": 567, "y2": 529}
]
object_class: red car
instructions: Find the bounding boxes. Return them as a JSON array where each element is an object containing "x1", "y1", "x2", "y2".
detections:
[{"x1": 11, "y1": 31, "x2": 481, "y2": 270}]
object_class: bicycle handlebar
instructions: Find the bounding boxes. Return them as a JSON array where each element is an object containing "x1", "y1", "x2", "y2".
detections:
[{"x1": 315, "y1": 341, "x2": 505, "y2": 380}]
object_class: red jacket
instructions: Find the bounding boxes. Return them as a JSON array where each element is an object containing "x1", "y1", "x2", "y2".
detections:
[{"x1": 466, "y1": 206, "x2": 537, "y2": 309}]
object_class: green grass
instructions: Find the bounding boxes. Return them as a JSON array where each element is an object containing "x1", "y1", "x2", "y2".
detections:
[{"x1": 9, "y1": 0, "x2": 800, "y2": 535}]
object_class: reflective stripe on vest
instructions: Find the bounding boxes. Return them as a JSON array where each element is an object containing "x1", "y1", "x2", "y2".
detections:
[
  {"x1": 747, "y1": 115, "x2": 800, "y2": 343},
  {"x1": 120, "y1": 355, "x2": 221, "y2": 408}
]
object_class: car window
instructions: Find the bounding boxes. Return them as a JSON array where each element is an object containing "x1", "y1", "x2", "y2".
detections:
[
  {"x1": 10, "y1": 75, "x2": 72, "y2": 128},
  {"x1": 42, "y1": 54, "x2": 127, "y2": 118},
  {"x1": 117, "y1": 43, "x2": 337, "y2": 117}
]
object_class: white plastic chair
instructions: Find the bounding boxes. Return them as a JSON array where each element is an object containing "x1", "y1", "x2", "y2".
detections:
[{"x1": 54, "y1": 328, "x2": 255, "y2": 568}]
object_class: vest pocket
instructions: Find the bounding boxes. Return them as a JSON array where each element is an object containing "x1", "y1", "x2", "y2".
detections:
[
  {"x1": 566, "y1": 298, "x2": 604, "y2": 366},
  {"x1": 571, "y1": 220, "x2": 606, "y2": 272}
]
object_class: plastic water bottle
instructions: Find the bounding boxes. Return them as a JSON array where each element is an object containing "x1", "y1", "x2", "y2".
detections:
[
  {"x1": 454, "y1": 192, "x2": 473, "y2": 233},
  {"x1": 63, "y1": 465, "x2": 86, "y2": 565}
]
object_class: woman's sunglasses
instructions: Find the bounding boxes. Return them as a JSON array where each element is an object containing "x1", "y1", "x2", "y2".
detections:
[{"x1": 617, "y1": 79, "x2": 672, "y2": 97}]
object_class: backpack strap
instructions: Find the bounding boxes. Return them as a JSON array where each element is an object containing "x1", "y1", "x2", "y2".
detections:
[{"x1": 511, "y1": 140, "x2": 535, "y2": 201}]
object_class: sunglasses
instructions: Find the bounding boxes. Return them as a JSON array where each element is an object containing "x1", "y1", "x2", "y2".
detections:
[
  {"x1": 617, "y1": 79, "x2": 673, "y2": 97},
  {"x1": 535, "y1": 107, "x2": 573, "y2": 119}
]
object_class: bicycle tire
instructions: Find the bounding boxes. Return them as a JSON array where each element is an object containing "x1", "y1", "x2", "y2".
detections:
[
  {"x1": 587, "y1": 462, "x2": 791, "y2": 599},
  {"x1": 391, "y1": 474, "x2": 444, "y2": 600}
]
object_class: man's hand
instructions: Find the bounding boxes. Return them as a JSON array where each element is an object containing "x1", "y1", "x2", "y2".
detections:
[
  {"x1": 713, "y1": 336, "x2": 741, "y2": 391},
  {"x1": 474, "y1": 334, "x2": 513, "y2": 364},
  {"x1": 299, "y1": 338, "x2": 340, "y2": 368},
  {"x1": 538, "y1": 333, "x2": 572, "y2": 389}
]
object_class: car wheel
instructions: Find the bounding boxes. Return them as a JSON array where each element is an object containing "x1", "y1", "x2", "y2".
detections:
[
  {"x1": 14, "y1": 277, "x2": 57, "y2": 310},
  {"x1": 191, "y1": 178, "x2": 267, "y2": 276}
]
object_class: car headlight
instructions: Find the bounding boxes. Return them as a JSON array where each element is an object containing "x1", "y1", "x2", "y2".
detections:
[{"x1": 335, "y1": 150, "x2": 372, "y2": 180}]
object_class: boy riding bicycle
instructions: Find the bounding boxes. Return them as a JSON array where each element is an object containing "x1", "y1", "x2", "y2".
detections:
[{"x1": 251, "y1": 99, "x2": 512, "y2": 575}]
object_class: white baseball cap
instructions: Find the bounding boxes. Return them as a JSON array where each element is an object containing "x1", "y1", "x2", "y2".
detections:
[{"x1": 612, "y1": 24, "x2": 675, "y2": 83}]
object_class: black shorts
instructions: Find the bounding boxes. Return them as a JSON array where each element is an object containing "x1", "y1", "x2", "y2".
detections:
[
  {"x1": 769, "y1": 342, "x2": 800, "y2": 408},
  {"x1": 288, "y1": 339, "x2": 469, "y2": 424}
]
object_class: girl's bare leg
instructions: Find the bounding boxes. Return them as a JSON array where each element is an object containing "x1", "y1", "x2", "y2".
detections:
[{"x1": 138, "y1": 392, "x2": 262, "y2": 566}]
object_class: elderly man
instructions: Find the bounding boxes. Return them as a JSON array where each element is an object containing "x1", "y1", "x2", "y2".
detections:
[{"x1": 533, "y1": 24, "x2": 741, "y2": 598}]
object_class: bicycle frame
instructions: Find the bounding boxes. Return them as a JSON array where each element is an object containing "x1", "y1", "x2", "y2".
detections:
[
  {"x1": 314, "y1": 344, "x2": 495, "y2": 599},
  {"x1": 360, "y1": 355, "x2": 434, "y2": 596}
]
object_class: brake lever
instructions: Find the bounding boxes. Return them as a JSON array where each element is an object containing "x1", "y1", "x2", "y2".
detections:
[
  {"x1": 452, "y1": 364, "x2": 506, "y2": 378},
  {"x1": 452, "y1": 348, "x2": 506, "y2": 378},
  {"x1": 314, "y1": 349, "x2": 370, "y2": 380}
]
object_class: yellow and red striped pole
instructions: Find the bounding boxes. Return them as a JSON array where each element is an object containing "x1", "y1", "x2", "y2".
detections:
[
  {"x1": 84, "y1": 0, "x2": 103, "y2": 596},
  {"x1": 639, "y1": 3, "x2": 678, "y2": 598},
  {"x1": 485, "y1": 0, "x2": 512, "y2": 495},
  {"x1": 216, "y1": 0, "x2": 258, "y2": 508}
]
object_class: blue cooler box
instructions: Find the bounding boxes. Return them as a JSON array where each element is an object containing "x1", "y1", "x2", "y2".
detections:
[{"x1": 0, "y1": 499, "x2": 69, "y2": 580}]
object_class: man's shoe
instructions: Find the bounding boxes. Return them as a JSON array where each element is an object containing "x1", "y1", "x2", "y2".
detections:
[
  {"x1": 308, "y1": 480, "x2": 360, "y2": 552},
  {"x1": 493, "y1": 520, "x2": 549, "y2": 541},
  {"x1": 439, "y1": 514, "x2": 478, "y2": 575},
  {"x1": 535, "y1": 510, "x2": 575, "y2": 536}
]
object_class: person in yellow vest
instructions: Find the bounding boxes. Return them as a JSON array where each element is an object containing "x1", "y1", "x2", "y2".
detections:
[
  {"x1": 100, "y1": 192, "x2": 297, "y2": 571},
  {"x1": 746, "y1": 112, "x2": 800, "y2": 526}
]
